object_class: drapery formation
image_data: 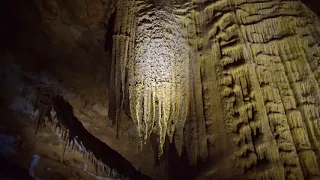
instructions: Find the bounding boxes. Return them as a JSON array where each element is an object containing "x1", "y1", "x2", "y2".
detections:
[
  {"x1": 110, "y1": 0, "x2": 192, "y2": 158},
  {"x1": 190, "y1": 0, "x2": 320, "y2": 179},
  {"x1": 109, "y1": 0, "x2": 320, "y2": 178},
  {"x1": 130, "y1": 7, "x2": 190, "y2": 157}
]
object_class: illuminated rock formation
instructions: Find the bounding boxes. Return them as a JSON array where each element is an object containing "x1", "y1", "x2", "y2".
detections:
[
  {"x1": 109, "y1": 0, "x2": 320, "y2": 179},
  {"x1": 130, "y1": 7, "x2": 190, "y2": 157},
  {"x1": 1, "y1": 0, "x2": 320, "y2": 179},
  {"x1": 111, "y1": 0, "x2": 192, "y2": 157}
]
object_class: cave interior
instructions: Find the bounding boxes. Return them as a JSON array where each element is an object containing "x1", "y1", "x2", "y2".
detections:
[{"x1": 1, "y1": 0, "x2": 320, "y2": 180}]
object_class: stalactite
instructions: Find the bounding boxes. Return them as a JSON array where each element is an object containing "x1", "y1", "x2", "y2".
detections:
[
  {"x1": 61, "y1": 136, "x2": 67, "y2": 162},
  {"x1": 110, "y1": 0, "x2": 211, "y2": 164},
  {"x1": 109, "y1": 0, "x2": 137, "y2": 138},
  {"x1": 95, "y1": 0, "x2": 320, "y2": 177},
  {"x1": 31, "y1": 98, "x2": 143, "y2": 180},
  {"x1": 21, "y1": 0, "x2": 320, "y2": 179},
  {"x1": 34, "y1": 102, "x2": 49, "y2": 136},
  {"x1": 120, "y1": 1, "x2": 191, "y2": 157}
]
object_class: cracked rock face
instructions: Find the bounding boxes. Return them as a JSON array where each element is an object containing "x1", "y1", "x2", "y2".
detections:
[{"x1": 1, "y1": 0, "x2": 320, "y2": 179}]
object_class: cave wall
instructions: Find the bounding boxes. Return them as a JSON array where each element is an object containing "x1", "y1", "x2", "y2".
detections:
[
  {"x1": 1, "y1": 0, "x2": 320, "y2": 179},
  {"x1": 0, "y1": 0, "x2": 163, "y2": 179},
  {"x1": 110, "y1": 0, "x2": 320, "y2": 179},
  {"x1": 192, "y1": 0, "x2": 320, "y2": 179}
]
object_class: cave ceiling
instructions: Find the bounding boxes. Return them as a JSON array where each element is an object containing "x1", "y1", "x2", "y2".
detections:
[{"x1": 1, "y1": 0, "x2": 320, "y2": 179}]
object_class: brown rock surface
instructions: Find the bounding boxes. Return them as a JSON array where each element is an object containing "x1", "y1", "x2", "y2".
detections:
[{"x1": 1, "y1": 0, "x2": 320, "y2": 179}]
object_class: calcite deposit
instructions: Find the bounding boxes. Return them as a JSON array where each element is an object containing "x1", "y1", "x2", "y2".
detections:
[{"x1": 1, "y1": 0, "x2": 320, "y2": 179}]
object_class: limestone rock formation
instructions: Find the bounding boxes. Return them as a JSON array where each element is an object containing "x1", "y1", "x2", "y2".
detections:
[
  {"x1": 1, "y1": 0, "x2": 320, "y2": 179},
  {"x1": 109, "y1": 0, "x2": 320, "y2": 179}
]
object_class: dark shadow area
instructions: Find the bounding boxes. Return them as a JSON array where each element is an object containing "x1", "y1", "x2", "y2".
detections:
[
  {"x1": 302, "y1": 0, "x2": 320, "y2": 16},
  {"x1": 105, "y1": 12, "x2": 115, "y2": 52},
  {"x1": 0, "y1": 0, "x2": 53, "y2": 72},
  {"x1": 105, "y1": 11, "x2": 117, "y2": 125},
  {"x1": 52, "y1": 95, "x2": 152, "y2": 180},
  {"x1": 167, "y1": 143, "x2": 193, "y2": 180},
  {"x1": 105, "y1": 11, "x2": 116, "y2": 95},
  {"x1": 0, "y1": 154, "x2": 32, "y2": 180},
  {"x1": 0, "y1": 0, "x2": 20, "y2": 51}
]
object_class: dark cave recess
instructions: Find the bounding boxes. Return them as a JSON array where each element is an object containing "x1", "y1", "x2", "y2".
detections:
[{"x1": 302, "y1": 0, "x2": 320, "y2": 16}]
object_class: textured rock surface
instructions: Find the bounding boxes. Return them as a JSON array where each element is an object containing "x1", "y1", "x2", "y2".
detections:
[
  {"x1": 1, "y1": 0, "x2": 320, "y2": 179},
  {"x1": 110, "y1": 0, "x2": 320, "y2": 179},
  {"x1": 190, "y1": 1, "x2": 320, "y2": 179}
]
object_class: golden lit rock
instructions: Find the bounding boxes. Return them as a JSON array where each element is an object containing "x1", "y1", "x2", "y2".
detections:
[
  {"x1": 1, "y1": 0, "x2": 320, "y2": 179},
  {"x1": 109, "y1": 0, "x2": 320, "y2": 178}
]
